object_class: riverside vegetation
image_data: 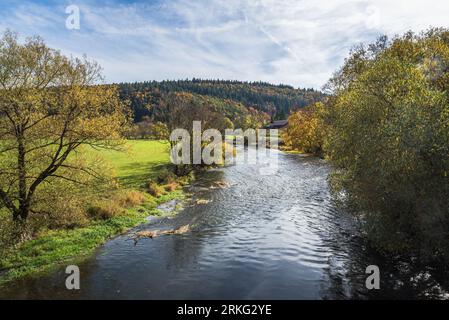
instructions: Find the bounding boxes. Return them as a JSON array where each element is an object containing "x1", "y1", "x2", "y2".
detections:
[
  {"x1": 283, "y1": 28, "x2": 449, "y2": 263},
  {"x1": 0, "y1": 140, "x2": 189, "y2": 285}
]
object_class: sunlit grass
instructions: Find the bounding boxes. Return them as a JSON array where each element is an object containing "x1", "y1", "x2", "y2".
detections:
[{"x1": 94, "y1": 140, "x2": 171, "y2": 187}]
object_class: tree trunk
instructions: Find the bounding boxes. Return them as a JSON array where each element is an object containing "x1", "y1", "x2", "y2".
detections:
[
  {"x1": 17, "y1": 131, "x2": 30, "y2": 222},
  {"x1": 11, "y1": 216, "x2": 31, "y2": 243}
]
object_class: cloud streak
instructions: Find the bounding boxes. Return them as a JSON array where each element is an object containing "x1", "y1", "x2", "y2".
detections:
[{"x1": 1, "y1": 0, "x2": 448, "y2": 89}]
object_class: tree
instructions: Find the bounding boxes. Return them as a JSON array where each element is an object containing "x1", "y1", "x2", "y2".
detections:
[
  {"x1": 283, "y1": 102, "x2": 326, "y2": 156},
  {"x1": 0, "y1": 31, "x2": 129, "y2": 237},
  {"x1": 162, "y1": 92, "x2": 232, "y2": 175},
  {"x1": 150, "y1": 122, "x2": 169, "y2": 140},
  {"x1": 129, "y1": 116, "x2": 153, "y2": 139},
  {"x1": 324, "y1": 29, "x2": 449, "y2": 258}
]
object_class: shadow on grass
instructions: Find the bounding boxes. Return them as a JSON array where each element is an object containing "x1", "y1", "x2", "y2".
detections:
[{"x1": 117, "y1": 162, "x2": 171, "y2": 188}]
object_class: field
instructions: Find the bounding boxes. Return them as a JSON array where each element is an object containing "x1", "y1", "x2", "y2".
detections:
[
  {"x1": 99, "y1": 140, "x2": 171, "y2": 187},
  {"x1": 0, "y1": 140, "x2": 182, "y2": 286}
]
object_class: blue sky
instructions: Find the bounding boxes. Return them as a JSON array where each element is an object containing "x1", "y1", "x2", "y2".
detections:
[{"x1": 1, "y1": 0, "x2": 448, "y2": 89}]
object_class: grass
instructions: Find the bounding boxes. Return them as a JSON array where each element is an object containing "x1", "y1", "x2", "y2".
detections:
[
  {"x1": 0, "y1": 140, "x2": 187, "y2": 286},
  {"x1": 99, "y1": 140, "x2": 171, "y2": 188},
  {"x1": 0, "y1": 208, "x2": 148, "y2": 285}
]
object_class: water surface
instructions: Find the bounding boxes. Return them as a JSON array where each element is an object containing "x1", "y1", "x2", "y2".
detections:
[{"x1": 1, "y1": 148, "x2": 447, "y2": 299}]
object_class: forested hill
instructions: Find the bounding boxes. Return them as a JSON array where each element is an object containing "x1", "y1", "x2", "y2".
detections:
[{"x1": 118, "y1": 79, "x2": 325, "y2": 122}]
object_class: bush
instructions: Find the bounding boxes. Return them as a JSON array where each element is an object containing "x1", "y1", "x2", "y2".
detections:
[
  {"x1": 29, "y1": 178, "x2": 94, "y2": 230},
  {"x1": 283, "y1": 102, "x2": 326, "y2": 156},
  {"x1": 157, "y1": 169, "x2": 177, "y2": 184},
  {"x1": 0, "y1": 211, "x2": 15, "y2": 256},
  {"x1": 30, "y1": 203, "x2": 89, "y2": 231},
  {"x1": 114, "y1": 190, "x2": 147, "y2": 208},
  {"x1": 147, "y1": 180, "x2": 165, "y2": 197},
  {"x1": 87, "y1": 201, "x2": 125, "y2": 220},
  {"x1": 164, "y1": 182, "x2": 178, "y2": 192}
]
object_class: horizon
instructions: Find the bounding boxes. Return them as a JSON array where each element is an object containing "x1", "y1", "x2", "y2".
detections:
[
  {"x1": 113, "y1": 78, "x2": 319, "y2": 90},
  {"x1": 1, "y1": 0, "x2": 449, "y2": 89}
]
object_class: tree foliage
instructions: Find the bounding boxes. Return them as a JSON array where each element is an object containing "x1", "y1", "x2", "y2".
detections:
[
  {"x1": 0, "y1": 31, "x2": 129, "y2": 238},
  {"x1": 118, "y1": 79, "x2": 324, "y2": 122},
  {"x1": 283, "y1": 102, "x2": 326, "y2": 156},
  {"x1": 125, "y1": 116, "x2": 169, "y2": 140},
  {"x1": 324, "y1": 29, "x2": 449, "y2": 259},
  {"x1": 162, "y1": 92, "x2": 239, "y2": 175}
]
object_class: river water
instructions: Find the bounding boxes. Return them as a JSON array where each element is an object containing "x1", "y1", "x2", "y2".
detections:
[{"x1": 1, "y1": 147, "x2": 448, "y2": 299}]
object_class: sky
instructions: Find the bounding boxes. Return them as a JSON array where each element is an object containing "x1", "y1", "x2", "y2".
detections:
[{"x1": 1, "y1": 0, "x2": 449, "y2": 89}]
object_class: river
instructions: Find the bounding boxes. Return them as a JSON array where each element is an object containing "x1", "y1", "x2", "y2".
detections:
[{"x1": 1, "y1": 147, "x2": 447, "y2": 299}]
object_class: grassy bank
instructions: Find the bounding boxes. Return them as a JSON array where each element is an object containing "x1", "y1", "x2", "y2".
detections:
[
  {"x1": 99, "y1": 140, "x2": 171, "y2": 188},
  {"x1": 0, "y1": 140, "x2": 187, "y2": 286}
]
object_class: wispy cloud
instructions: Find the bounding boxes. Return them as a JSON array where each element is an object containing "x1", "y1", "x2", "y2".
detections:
[{"x1": 1, "y1": 0, "x2": 448, "y2": 88}]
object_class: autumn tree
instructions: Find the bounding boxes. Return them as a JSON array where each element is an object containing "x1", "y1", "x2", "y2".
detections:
[
  {"x1": 126, "y1": 116, "x2": 156, "y2": 139},
  {"x1": 162, "y1": 92, "x2": 233, "y2": 175},
  {"x1": 118, "y1": 79, "x2": 325, "y2": 120},
  {"x1": 151, "y1": 121, "x2": 169, "y2": 140},
  {"x1": 325, "y1": 29, "x2": 449, "y2": 258},
  {"x1": 0, "y1": 31, "x2": 129, "y2": 237},
  {"x1": 283, "y1": 102, "x2": 326, "y2": 156}
]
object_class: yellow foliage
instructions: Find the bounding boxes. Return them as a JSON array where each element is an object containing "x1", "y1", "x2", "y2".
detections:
[
  {"x1": 0, "y1": 30, "x2": 130, "y2": 230},
  {"x1": 283, "y1": 102, "x2": 326, "y2": 156}
]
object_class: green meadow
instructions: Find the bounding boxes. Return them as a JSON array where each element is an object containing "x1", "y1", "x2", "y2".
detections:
[{"x1": 99, "y1": 140, "x2": 171, "y2": 187}]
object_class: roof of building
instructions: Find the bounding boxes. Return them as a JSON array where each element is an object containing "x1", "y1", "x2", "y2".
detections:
[{"x1": 265, "y1": 120, "x2": 288, "y2": 129}]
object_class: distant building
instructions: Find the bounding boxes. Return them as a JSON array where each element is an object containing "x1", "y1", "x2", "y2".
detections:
[{"x1": 265, "y1": 120, "x2": 288, "y2": 130}]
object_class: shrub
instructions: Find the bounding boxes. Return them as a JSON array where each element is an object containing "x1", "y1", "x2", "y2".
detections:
[
  {"x1": 282, "y1": 102, "x2": 326, "y2": 157},
  {"x1": 114, "y1": 190, "x2": 147, "y2": 208},
  {"x1": 147, "y1": 180, "x2": 165, "y2": 197},
  {"x1": 87, "y1": 201, "x2": 125, "y2": 220},
  {"x1": 0, "y1": 211, "x2": 16, "y2": 256},
  {"x1": 157, "y1": 169, "x2": 177, "y2": 184},
  {"x1": 164, "y1": 182, "x2": 178, "y2": 192},
  {"x1": 30, "y1": 204, "x2": 89, "y2": 231},
  {"x1": 29, "y1": 178, "x2": 94, "y2": 230}
]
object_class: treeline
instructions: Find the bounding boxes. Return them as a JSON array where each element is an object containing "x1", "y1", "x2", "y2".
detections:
[
  {"x1": 283, "y1": 29, "x2": 449, "y2": 262},
  {"x1": 124, "y1": 93, "x2": 271, "y2": 140},
  {"x1": 118, "y1": 79, "x2": 325, "y2": 122}
]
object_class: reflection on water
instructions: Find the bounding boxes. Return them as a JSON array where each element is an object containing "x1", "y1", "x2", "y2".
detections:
[{"x1": 1, "y1": 148, "x2": 448, "y2": 299}]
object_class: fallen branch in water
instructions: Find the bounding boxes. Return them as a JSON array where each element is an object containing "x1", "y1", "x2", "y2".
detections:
[
  {"x1": 133, "y1": 225, "x2": 190, "y2": 244},
  {"x1": 210, "y1": 181, "x2": 230, "y2": 189},
  {"x1": 196, "y1": 199, "x2": 211, "y2": 205}
]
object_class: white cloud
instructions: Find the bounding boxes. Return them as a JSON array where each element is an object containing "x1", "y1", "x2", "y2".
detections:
[{"x1": 0, "y1": 0, "x2": 449, "y2": 89}]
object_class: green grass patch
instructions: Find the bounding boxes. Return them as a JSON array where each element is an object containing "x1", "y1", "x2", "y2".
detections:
[
  {"x1": 99, "y1": 140, "x2": 171, "y2": 188},
  {"x1": 0, "y1": 209, "x2": 147, "y2": 286}
]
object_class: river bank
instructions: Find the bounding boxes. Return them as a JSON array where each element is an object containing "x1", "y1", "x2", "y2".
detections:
[
  {"x1": 0, "y1": 190, "x2": 186, "y2": 286},
  {"x1": 0, "y1": 140, "x2": 192, "y2": 286}
]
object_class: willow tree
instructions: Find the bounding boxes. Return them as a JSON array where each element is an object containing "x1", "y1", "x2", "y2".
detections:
[
  {"x1": 161, "y1": 92, "x2": 234, "y2": 175},
  {"x1": 0, "y1": 31, "x2": 129, "y2": 233},
  {"x1": 325, "y1": 29, "x2": 449, "y2": 257}
]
